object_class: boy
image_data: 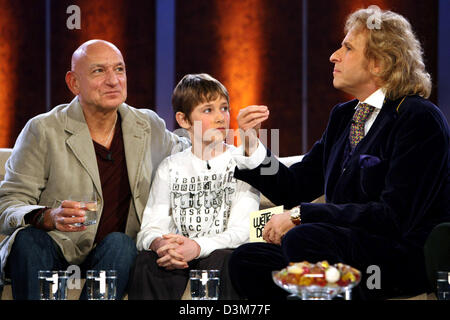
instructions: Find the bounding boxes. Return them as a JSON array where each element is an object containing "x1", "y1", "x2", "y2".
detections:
[{"x1": 128, "y1": 74, "x2": 260, "y2": 299}]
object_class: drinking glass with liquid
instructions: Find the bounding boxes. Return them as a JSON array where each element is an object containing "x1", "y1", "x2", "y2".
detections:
[
  {"x1": 437, "y1": 271, "x2": 450, "y2": 300},
  {"x1": 39, "y1": 270, "x2": 58, "y2": 300},
  {"x1": 57, "y1": 270, "x2": 69, "y2": 300},
  {"x1": 38, "y1": 270, "x2": 70, "y2": 300},
  {"x1": 86, "y1": 270, "x2": 117, "y2": 300},
  {"x1": 75, "y1": 191, "x2": 98, "y2": 226},
  {"x1": 53, "y1": 187, "x2": 99, "y2": 227},
  {"x1": 190, "y1": 270, "x2": 220, "y2": 300}
]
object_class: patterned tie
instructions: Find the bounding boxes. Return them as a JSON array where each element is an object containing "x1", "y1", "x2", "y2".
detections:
[{"x1": 349, "y1": 103, "x2": 375, "y2": 149}]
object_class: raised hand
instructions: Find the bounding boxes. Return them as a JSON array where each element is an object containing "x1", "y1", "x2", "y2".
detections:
[{"x1": 237, "y1": 105, "x2": 269, "y2": 156}]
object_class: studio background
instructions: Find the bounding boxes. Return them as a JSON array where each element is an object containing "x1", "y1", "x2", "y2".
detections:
[{"x1": 0, "y1": 0, "x2": 448, "y2": 156}]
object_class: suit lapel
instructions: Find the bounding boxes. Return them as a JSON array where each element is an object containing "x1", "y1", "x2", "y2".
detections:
[
  {"x1": 63, "y1": 100, "x2": 148, "y2": 226},
  {"x1": 324, "y1": 101, "x2": 356, "y2": 199},
  {"x1": 325, "y1": 97, "x2": 402, "y2": 201},
  {"x1": 64, "y1": 98, "x2": 102, "y2": 196},
  {"x1": 119, "y1": 104, "x2": 149, "y2": 203},
  {"x1": 354, "y1": 97, "x2": 400, "y2": 155}
]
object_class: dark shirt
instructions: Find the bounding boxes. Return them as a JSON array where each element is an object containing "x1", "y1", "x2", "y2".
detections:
[{"x1": 93, "y1": 114, "x2": 131, "y2": 244}]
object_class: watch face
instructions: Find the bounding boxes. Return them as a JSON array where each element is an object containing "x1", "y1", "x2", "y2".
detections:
[{"x1": 290, "y1": 207, "x2": 300, "y2": 219}]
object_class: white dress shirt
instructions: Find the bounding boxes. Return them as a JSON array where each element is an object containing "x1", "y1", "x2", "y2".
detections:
[{"x1": 358, "y1": 88, "x2": 386, "y2": 135}]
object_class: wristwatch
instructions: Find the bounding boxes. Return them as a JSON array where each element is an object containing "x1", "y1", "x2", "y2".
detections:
[{"x1": 289, "y1": 206, "x2": 301, "y2": 225}]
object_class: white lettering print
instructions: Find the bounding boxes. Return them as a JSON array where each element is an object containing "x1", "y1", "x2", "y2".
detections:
[{"x1": 170, "y1": 165, "x2": 236, "y2": 238}]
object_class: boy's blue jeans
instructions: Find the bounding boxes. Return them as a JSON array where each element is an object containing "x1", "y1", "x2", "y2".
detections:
[{"x1": 5, "y1": 227, "x2": 137, "y2": 300}]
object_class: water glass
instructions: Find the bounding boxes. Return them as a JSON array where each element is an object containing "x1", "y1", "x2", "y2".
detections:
[
  {"x1": 57, "y1": 271, "x2": 69, "y2": 300},
  {"x1": 75, "y1": 192, "x2": 98, "y2": 226},
  {"x1": 437, "y1": 271, "x2": 450, "y2": 300},
  {"x1": 86, "y1": 270, "x2": 117, "y2": 300},
  {"x1": 189, "y1": 270, "x2": 220, "y2": 300},
  {"x1": 53, "y1": 189, "x2": 98, "y2": 227},
  {"x1": 39, "y1": 270, "x2": 58, "y2": 300}
]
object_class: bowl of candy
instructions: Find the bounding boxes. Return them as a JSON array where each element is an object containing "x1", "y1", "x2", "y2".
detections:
[{"x1": 272, "y1": 261, "x2": 361, "y2": 300}]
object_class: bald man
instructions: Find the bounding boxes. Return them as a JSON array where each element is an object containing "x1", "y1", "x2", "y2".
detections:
[{"x1": 0, "y1": 40, "x2": 189, "y2": 300}]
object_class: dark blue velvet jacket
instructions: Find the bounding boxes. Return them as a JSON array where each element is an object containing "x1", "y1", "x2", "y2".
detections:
[{"x1": 235, "y1": 95, "x2": 450, "y2": 251}]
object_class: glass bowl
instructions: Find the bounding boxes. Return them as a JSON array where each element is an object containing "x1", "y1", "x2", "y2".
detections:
[{"x1": 272, "y1": 261, "x2": 361, "y2": 300}]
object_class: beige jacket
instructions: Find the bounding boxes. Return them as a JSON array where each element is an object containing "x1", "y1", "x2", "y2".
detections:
[{"x1": 0, "y1": 98, "x2": 188, "y2": 283}]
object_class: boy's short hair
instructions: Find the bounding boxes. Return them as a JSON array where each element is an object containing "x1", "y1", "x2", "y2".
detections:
[{"x1": 172, "y1": 73, "x2": 229, "y2": 119}]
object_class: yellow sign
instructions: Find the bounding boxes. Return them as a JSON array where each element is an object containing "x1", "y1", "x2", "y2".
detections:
[{"x1": 249, "y1": 205, "x2": 284, "y2": 242}]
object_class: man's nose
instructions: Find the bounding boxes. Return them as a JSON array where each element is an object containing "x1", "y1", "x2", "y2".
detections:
[
  {"x1": 330, "y1": 48, "x2": 341, "y2": 63},
  {"x1": 105, "y1": 70, "x2": 119, "y2": 86}
]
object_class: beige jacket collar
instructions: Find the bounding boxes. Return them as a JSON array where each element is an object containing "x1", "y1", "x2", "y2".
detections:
[{"x1": 62, "y1": 97, "x2": 149, "y2": 207}]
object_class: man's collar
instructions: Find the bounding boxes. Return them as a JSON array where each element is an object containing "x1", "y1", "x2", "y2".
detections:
[{"x1": 356, "y1": 88, "x2": 386, "y2": 110}]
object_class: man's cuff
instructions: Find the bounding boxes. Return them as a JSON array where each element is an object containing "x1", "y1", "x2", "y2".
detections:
[
  {"x1": 233, "y1": 140, "x2": 267, "y2": 170},
  {"x1": 24, "y1": 207, "x2": 48, "y2": 226}
]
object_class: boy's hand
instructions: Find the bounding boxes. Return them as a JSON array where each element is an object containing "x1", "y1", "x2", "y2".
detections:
[
  {"x1": 152, "y1": 234, "x2": 184, "y2": 256},
  {"x1": 237, "y1": 105, "x2": 269, "y2": 156},
  {"x1": 173, "y1": 237, "x2": 201, "y2": 262},
  {"x1": 156, "y1": 250, "x2": 189, "y2": 270},
  {"x1": 154, "y1": 234, "x2": 201, "y2": 270},
  {"x1": 151, "y1": 234, "x2": 188, "y2": 270}
]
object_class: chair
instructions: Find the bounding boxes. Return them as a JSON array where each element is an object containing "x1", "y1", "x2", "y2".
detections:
[
  {"x1": 0, "y1": 148, "x2": 12, "y2": 181},
  {"x1": 424, "y1": 222, "x2": 450, "y2": 293}
]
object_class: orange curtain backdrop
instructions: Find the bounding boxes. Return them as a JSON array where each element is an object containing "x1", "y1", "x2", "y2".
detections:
[
  {"x1": 0, "y1": 1, "x2": 17, "y2": 147},
  {"x1": 213, "y1": 0, "x2": 265, "y2": 145},
  {"x1": 0, "y1": 0, "x2": 438, "y2": 153},
  {"x1": 346, "y1": 0, "x2": 388, "y2": 16},
  {"x1": 0, "y1": 0, "x2": 127, "y2": 148},
  {"x1": 75, "y1": 0, "x2": 125, "y2": 50},
  {"x1": 50, "y1": 0, "x2": 155, "y2": 112}
]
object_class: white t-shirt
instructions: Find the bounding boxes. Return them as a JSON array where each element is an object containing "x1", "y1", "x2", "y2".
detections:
[{"x1": 137, "y1": 144, "x2": 260, "y2": 258}]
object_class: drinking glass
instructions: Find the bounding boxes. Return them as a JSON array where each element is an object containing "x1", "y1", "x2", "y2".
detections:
[
  {"x1": 75, "y1": 191, "x2": 98, "y2": 226},
  {"x1": 189, "y1": 270, "x2": 220, "y2": 300},
  {"x1": 57, "y1": 270, "x2": 69, "y2": 300},
  {"x1": 53, "y1": 186, "x2": 98, "y2": 227},
  {"x1": 437, "y1": 271, "x2": 450, "y2": 300},
  {"x1": 86, "y1": 270, "x2": 117, "y2": 300},
  {"x1": 38, "y1": 270, "x2": 58, "y2": 300}
]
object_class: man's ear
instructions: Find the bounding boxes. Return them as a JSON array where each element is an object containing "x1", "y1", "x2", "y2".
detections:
[
  {"x1": 175, "y1": 112, "x2": 192, "y2": 129},
  {"x1": 370, "y1": 57, "x2": 383, "y2": 76},
  {"x1": 368, "y1": 57, "x2": 384, "y2": 87},
  {"x1": 65, "y1": 71, "x2": 80, "y2": 96}
]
